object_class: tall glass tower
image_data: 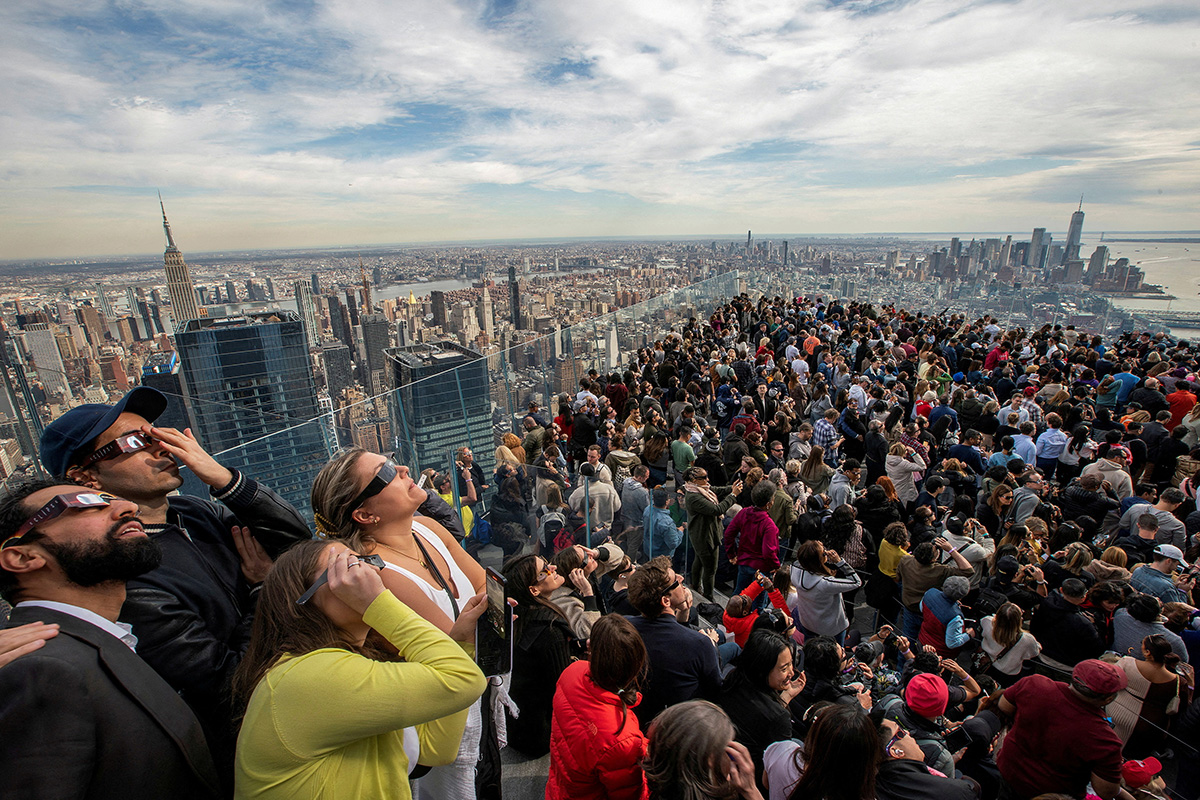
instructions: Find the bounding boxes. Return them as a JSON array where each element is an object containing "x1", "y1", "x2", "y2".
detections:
[
  {"x1": 1064, "y1": 200, "x2": 1085, "y2": 263},
  {"x1": 387, "y1": 341, "x2": 493, "y2": 479},
  {"x1": 174, "y1": 311, "x2": 329, "y2": 519}
]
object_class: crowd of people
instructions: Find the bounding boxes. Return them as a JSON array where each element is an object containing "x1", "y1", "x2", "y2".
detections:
[{"x1": 2, "y1": 292, "x2": 1200, "y2": 800}]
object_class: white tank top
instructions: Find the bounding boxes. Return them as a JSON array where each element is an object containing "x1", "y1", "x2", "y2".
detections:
[{"x1": 380, "y1": 519, "x2": 474, "y2": 621}]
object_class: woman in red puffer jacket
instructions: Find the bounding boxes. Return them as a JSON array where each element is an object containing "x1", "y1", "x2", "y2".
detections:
[{"x1": 547, "y1": 614, "x2": 649, "y2": 800}]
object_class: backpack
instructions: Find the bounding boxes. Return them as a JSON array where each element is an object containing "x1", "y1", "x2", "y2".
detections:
[{"x1": 537, "y1": 506, "x2": 567, "y2": 552}]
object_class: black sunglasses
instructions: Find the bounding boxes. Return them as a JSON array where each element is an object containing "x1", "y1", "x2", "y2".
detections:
[
  {"x1": 344, "y1": 457, "x2": 398, "y2": 524},
  {"x1": 297, "y1": 552, "x2": 386, "y2": 605},
  {"x1": 659, "y1": 576, "x2": 683, "y2": 597}
]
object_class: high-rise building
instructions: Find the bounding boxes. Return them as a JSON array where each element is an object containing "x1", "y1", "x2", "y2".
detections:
[
  {"x1": 1086, "y1": 245, "x2": 1109, "y2": 282},
  {"x1": 93, "y1": 285, "x2": 115, "y2": 318},
  {"x1": 24, "y1": 323, "x2": 70, "y2": 398},
  {"x1": 431, "y1": 291, "x2": 448, "y2": 327},
  {"x1": 158, "y1": 197, "x2": 204, "y2": 331},
  {"x1": 387, "y1": 341, "x2": 492, "y2": 476},
  {"x1": 477, "y1": 284, "x2": 494, "y2": 339},
  {"x1": 174, "y1": 311, "x2": 328, "y2": 518},
  {"x1": 311, "y1": 273, "x2": 321, "y2": 296},
  {"x1": 293, "y1": 280, "x2": 320, "y2": 349},
  {"x1": 1064, "y1": 201, "x2": 1085, "y2": 263},
  {"x1": 327, "y1": 294, "x2": 353, "y2": 349},
  {"x1": 322, "y1": 341, "x2": 353, "y2": 403},
  {"x1": 360, "y1": 314, "x2": 391, "y2": 395},
  {"x1": 1027, "y1": 228, "x2": 1047, "y2": 268},
  {"x1": 508, "y1": 264, "x2": 522, "y2": 329}
]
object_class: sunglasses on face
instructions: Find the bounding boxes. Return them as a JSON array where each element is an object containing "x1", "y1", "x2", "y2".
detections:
[
  {"x1": 887, "y1": 726, "x2": 911, "y2": 751},
  {"x1": 2, "y1": 491, "x2": 118, "y2": 548},
  {"x1": 296, "y1": 552, "x2": 386, "y2": 605},
  {"x1": 344, "y1": 457, "x2": 398, "y2": 524},
  {"x1": 535, "y1": 562, "x2": 555, "y2": 582},
  {"x1": 76, "y1": 433, "x2": 158, "y2": 469},
  {"x1": 659, "y1": 576, "x2": 683, "y2": 597}
]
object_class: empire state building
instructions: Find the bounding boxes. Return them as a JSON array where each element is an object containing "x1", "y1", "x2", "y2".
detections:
[{"x1": 159, "y1": 195, "x2": 205, "y2": 330}]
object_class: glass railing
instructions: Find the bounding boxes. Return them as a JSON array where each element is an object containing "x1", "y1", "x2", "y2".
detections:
[{"x1": 204, "y1": 270, "x2": 742, "y2": 523}]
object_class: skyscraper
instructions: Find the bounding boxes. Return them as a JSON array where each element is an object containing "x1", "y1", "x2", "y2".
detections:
[
  {"x1": 508, "y1": 263, "x2": 521, "y2": 329},
  {"x1": 174, "y1": 311, "x2": 329, "y2": 518},
  {"x1": 24, "y1": 323, "x2": 69, "y2": 399},
  {"x1": 1087, "y1": 246, "x2": 1109, "y2": 282},
  {"x1": 93, "y1": 285, "x2": 114, "y2": 318},
  {"x1": 387, "y1": 341, "x2": 492, "y2": 476},
  {"x1": 360, "y1": 313, "x2": 391, "y2": 395},
  {"x1": 477, "y1": 284, "x2": 494, "y2": 339},
  {"x1": 159, "y1": 196, "x2": 204, "y2": 330},
  {"x1": 293, "y1": 280, "x2": 320, "y2": 349},
  {"x1": 1064, "y1": 200, "x2": 1085, "y2": 263},
  {"x1": 1027, "y1": 228, "x2": 1047, "y2": 268}
]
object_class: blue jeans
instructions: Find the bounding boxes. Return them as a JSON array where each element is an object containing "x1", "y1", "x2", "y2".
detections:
[{"x1": 902, "y1": 603, "x2": 923, "y2": 645}]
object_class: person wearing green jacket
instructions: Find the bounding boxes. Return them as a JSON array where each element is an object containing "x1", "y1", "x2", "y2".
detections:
[{"x1": 681, "y1": 466, "x2": 744, "y2": 599}]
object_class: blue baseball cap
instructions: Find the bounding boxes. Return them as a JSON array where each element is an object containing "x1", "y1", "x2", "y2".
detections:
[{"x1": 40, "y1": 387, "x2": 168, "y2": 477}]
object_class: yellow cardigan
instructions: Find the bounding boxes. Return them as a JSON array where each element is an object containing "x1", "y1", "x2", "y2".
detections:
[{"x1": 234, "y1": 591, "x2": 487, "y2": 799}]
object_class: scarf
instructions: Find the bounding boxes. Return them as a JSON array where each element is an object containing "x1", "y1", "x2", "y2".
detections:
[{"x1": 684, "y1": 481, "x2": 718, "y2": 505}]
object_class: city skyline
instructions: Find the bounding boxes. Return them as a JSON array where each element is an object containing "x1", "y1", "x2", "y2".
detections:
[{"x1": 3, "y1": 1, "x2": 1199, "y2": 260}]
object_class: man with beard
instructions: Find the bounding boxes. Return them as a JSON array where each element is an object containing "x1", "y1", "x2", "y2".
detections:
[
  {"x1": 0, "y1": 480, "x2": 220, "y2": 799},
  {"x1": 38, "y1": 386, "x2": 309, "y2": 788}
]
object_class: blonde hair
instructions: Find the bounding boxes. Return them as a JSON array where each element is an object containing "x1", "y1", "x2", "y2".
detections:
[{"x1": 310, "y1": 448, "x2": 372, "y2": 549}]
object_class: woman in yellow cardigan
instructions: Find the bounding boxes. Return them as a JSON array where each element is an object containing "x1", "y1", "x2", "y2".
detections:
[{"x1": 232, "y1": 539, "x2": 487, "y2": 799}]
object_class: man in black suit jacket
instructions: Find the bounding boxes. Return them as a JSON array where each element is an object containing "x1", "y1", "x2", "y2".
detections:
[{"x1": 0, "y1": 478, "x2": 220, "y2": 800}]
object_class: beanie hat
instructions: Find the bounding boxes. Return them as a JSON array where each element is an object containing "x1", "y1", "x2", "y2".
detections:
[{"x1": 905, "y1": 673, "x2": 949, "y2": 718}]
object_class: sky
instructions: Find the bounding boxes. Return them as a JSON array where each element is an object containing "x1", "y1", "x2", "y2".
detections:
[{"x1": 1, "y1": 0, "x2": 1198, "y2": 260}]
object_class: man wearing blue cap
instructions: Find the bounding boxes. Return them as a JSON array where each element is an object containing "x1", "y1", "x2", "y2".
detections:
[{"x1": 39, "y1": 386, "x2": 310, "y2": 789}]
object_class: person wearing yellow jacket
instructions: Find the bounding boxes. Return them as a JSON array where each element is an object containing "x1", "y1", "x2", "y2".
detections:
[{"x1": 232, "y1": 540, "x2": 488, "y2": 799}]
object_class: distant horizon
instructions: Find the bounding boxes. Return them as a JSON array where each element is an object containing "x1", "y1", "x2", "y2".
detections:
[
  {"x1": 7, "y1": 228, "x2": 1199, "y2": 266},
  {"x1": 3, "y1": 2, "x2": 1197, "y2": 262}
]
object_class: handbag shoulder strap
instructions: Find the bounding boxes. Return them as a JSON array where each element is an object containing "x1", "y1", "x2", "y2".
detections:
[{"x1": 412, "y1": 534, "x2": 460, "y2": 618}]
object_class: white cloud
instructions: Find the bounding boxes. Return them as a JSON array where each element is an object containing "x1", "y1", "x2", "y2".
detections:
[{"x1": 0, "y1": 0, "x2": 1197, "y2": 258}]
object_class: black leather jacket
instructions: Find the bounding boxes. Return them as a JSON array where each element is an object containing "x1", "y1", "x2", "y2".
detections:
[{"x1": 119, "y1": 470, "x2": 310, "y2": 790}]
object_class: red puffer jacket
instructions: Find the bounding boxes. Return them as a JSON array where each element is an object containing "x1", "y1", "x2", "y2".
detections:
[{"x1": 546, "y1": 660, "x2": 649, "y2": 800}]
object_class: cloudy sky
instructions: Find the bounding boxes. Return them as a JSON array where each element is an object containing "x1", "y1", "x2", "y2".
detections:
[{"x1": 2, "y1": 0, "x2": 1197, "y2": 259}]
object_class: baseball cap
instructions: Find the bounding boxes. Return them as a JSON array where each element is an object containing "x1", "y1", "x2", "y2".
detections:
[
  {"x1": 1122, "y1": 757, "x2": 1163, "y2": 789},
  {"x1": 952, "y1": 372, "x2": 965, "y2": 383},
  {"x1": 40, "y1": 387, "x2": 168, "y2": 477},
  {"x1": 1023, "y1": 386, "x2": 1037, "y2": 396},
  {"x1": 995, "y1": 555, "x2": 1020, "y2": 578},
  {"x1": 905, "y1": 673, "x2": 949, "y2": 718},
  {"x1": 1072, "y1": 659, "x2": 1128, "y2": 695},
  {"x1": 1107, "y1": 445, "x2": 1131, "y2": 461},
  {"x1": 1153, "y1": 544, "x2": 1187, "y2": 565},
  {"x1": 855, "y1": 640, "x2": 883, "y2": 664}
]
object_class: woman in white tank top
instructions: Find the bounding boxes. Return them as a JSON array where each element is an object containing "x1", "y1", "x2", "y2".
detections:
[{"x1": 312, "y1": 449, "x2": 489, "y2": 800}]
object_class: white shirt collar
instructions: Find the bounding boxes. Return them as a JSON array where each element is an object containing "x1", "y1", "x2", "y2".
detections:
[{"x1": 16, "y1": 600, "x2": 138, "y2": 652}]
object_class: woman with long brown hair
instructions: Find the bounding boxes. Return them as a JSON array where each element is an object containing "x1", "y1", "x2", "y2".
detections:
[
  {"x1": 979, "y1": 602, "x2": 1041, "y2": 687},
  {"x1": 310, "y1": 449, "x2": 488, "y2": 799},
  {"x1": 799, "y1": 446, "x2": 834, "y2": 495},
  {"x1": 547, "y1": 614, "x2": 650, "y2": 800},
  {"x1": 644, "y1": 701, "x2": 762, "y2": 800},
  {"x1": 232, "y1": 540, "x2": 487, "y2": 799},
  {"x1": 1110, "y1": 634, "x2": 1196, "y2": 757}
]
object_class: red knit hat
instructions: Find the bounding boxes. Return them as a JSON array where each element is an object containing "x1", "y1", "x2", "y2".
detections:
[{"x1": 905, "y1": 673, "x2": 949, "y2": 718}]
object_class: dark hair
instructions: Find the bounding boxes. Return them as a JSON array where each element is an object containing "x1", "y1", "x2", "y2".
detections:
[
  {"x1": 726, "y1": 630, "x2": 792, "y2": 693},
  {"x1": 822, "y1": 505, "x2": 858, "y2": 553},
  {"x1": 803, "y1": 635, "x2": 843, "y2": 682},
  {"x1": 644, "y1": 701, "x2": 739, "y2": 800},
  {"x1": 502, "y1": 553, "x2": 567, "y2": 619},
  {"x1": 913, "y1": 541, "x2": 937, "y2": 566},
  {"x1": 552, "y1": 545, "x2": 584, "y2": 575},
  {"x1": 789, "y1": 704, "x2": 878, "y2": 800},
  {"x1": 1127, "y1": 593, "x2": 1163, "y2": 623},
  {"x1": 1143, "y1": 633, "x2": 1182, "y2": 670},
  {"x1": 627, "y1": 555, "x2": 674, "y2": 618},
  {"x1": 232, "y1": 540, "x2": 400, "y2": 716},
  {"x1": 590, "y1": 614, "x2": 647, "y2": 721},
  {"x1": 796, "y1": 540, "x2": 833, "y2": 576},
  {"x1": 0, "y1": 477, "x2": 75, "y2": 602}
]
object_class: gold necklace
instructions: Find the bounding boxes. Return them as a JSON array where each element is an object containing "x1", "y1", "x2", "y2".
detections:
[{"x1": 375, "y1": 541, "x2": 427, "y2": 569}]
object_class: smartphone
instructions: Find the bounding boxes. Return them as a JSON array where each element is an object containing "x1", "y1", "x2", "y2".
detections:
[
  {"x1": 944, "y1": 725, "x2": 972, "y2": 752},
  {"x1": 476, "y1": 567, "x2": 513, "y2": 676}
]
